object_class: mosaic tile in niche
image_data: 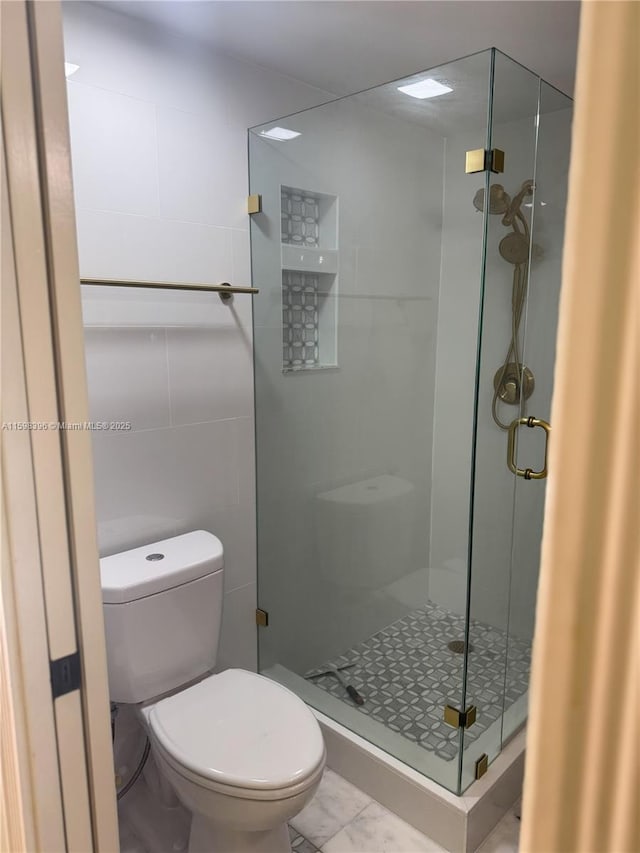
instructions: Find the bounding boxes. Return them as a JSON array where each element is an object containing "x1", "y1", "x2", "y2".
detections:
[
  {"x1": 281, "y1": 187, "x2": 320, "y2": 246},
  {"x1": 283, "y1": 271, "x2": 319, "y2": 369}
]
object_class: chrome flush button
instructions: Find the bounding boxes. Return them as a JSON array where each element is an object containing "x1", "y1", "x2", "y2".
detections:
[{"x1": 146, "y1": 553, "x2": 165, "y2": 561}]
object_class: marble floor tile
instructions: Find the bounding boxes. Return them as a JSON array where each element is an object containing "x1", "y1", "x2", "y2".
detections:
[
  {"x1": 293, "y1": 836, "x2": 322, "y2": 853},
  {"x1": 322, "y1": 801, "x2": 446, "y2": 853},
  {"x1": 290, "y1": 768, "x2": 372, "y2": 847},
  {"x1": 475, "y1": 810, "x2": 520, "y2": 853}
]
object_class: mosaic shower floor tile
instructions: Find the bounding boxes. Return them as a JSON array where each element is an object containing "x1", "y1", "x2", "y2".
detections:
[{"x1": 305, "y1": 601, "x2": 531, "y2": 761}]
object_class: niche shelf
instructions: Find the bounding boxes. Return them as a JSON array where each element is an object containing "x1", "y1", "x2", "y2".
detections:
[{"x1": 280, "y1": 185, "x2": 338, "y2": 373}]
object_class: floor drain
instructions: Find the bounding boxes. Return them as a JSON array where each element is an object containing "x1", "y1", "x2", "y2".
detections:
[{"x1": 448, "y1": 640, "x2": 473, "y2": 654}]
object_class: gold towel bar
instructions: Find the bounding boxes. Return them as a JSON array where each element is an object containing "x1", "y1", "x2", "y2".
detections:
[{"x1": 81, "y1": 279, "x2": 259, "y2": 301}]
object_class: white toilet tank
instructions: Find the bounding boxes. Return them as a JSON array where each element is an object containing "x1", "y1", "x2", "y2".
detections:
[{"x1": 100, "y1": 531, "x2": 224, "y2": 704}]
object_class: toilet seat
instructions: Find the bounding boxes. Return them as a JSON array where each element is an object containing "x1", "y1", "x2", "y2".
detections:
[
  {"x1": 147, "y1": 669, "x2": 325, "y2": 799},
  {"x1": 152, "y1": 737, "x2": 326, "y2": 804}
]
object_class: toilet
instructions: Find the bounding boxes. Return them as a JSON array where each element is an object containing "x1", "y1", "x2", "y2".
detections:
[{"x1": 100, "y1": 530, "x2": 326, "y2": 853}]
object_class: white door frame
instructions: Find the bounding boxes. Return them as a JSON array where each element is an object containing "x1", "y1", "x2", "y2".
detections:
[{"x1": 1, "y1": 1, "x2": 119, "y2": 848}]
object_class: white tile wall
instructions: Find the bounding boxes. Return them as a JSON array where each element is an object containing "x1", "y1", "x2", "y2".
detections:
[
  {"x1": 75, "y1": 208, "x2": 235, "y2": 284},
  {"x1": 83, "y1": 327, "x2": 171, "y2": 430},
  {"x1": 166, "y1": 327, "x2": 253, "y2": 423},
  {"x1": 63, "y1": 0, "x2": 331, "y2": 671},
  {"x1": 66, "y1": 82, "x2": 159, "y2": 217},
  {"x1": 217, "y1": 581, "x2": 259, "y2": 672},
  {"x1": 157, "y1": 108, "x2": 248, "y2": 230}
]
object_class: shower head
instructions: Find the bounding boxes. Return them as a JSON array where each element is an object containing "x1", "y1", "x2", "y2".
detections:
[{"x1": 473, "y1": 184, "x2": 511, "y2": 215}]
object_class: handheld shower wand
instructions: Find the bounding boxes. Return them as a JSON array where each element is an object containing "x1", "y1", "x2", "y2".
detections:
[{"x1": 475, "y1": 179, "x2": 537, "y2": 430}]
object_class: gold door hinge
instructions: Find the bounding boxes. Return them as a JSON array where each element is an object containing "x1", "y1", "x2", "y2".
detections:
[
  {"x1": 490, "y1": 149, "x2": 505, "y2": 173},
  {"x1": 465, "y1": 149, "x2": 504, "y2": 174},
  {"x1": 247, "y1": 194, "x2": 262, "y2": 214},
  {"x1": 475, "y1": 753, "x2": 489, "y2": 779},
  {"x1": 255, "y1": 608, "x2": 269, "y2": 627},
  {"x1": 443, "y1": 704, "x2": 477, "y2": 729}
]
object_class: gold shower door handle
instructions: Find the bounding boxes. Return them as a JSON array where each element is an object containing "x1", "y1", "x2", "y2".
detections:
[{"x1": 507, "y1": 417, "x2": 551, "y2": 480}]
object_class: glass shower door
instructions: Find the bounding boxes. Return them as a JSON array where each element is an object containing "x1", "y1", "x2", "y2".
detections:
[
  {"x1": 250, "y1": 50, "x2": 493, "y2": 794},
  {"x1": 461, "y1": 56, "x2": 573, "y2": 788},
  {"x1": 501, "y1": 79, "x2": 573, "y2": 748},
  {"x1": 250, "y1": 47, "x2": 572, "y2": 795}
]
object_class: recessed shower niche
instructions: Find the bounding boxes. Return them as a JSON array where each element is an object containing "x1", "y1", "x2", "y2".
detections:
[{"x1": 280, "y1": 186, "x2": 338, "y2": 371}]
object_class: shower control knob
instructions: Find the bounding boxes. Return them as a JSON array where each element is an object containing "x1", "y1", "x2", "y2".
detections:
[
  {"x1": 494, "y1": 363, "x2": 535, "y2": 405},
  {"x1": 504, "y1": 379, "x2": 518, "y2": 403}
]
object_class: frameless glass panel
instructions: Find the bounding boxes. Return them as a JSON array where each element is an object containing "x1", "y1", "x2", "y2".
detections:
[
  {"x1": 502, "y1": 81, "x2": 573, "y2": 745},
  {"x1": 250, "y1": 50, "x2": 491, "y2": 792},
  {"x1": 461, "y1": 50, "x2": 543, "y2": 791}
]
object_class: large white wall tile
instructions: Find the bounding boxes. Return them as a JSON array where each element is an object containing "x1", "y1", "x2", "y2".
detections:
[
  {"x1": 83, "y1": 327, "x2": 170, "y2": 430},
  {"x1": 91, "y1": 420, "x2": 239, "y2": 556},
  {"x1": 231, "y1": 228, "x2": 252, "y2": 284},
  {"x1": 235, "y1": 417, "x2": 257, "y2": 509},
  {"x1": 166, "y1": 325, "x2": 253, "y2": 424},
  {"x1": 75, "y1": 209, "x2": 157, "y2": 281},
  {"x1": 91, "y1": 429, "x2": 180, "y2": 555},
  {"x1": 157, "y1": 108, "x2": 247, "y2": 229},
  {"x1": 62, "y1": 2, "x2": 231, "y2": 118},
  {"x1": 75, "y1": 208, "x2": 233, "y2": 285},
  {"x1": 63, "y1": 3, "x2": 330, "y2": 125},
  {"x1": 217, "y1": 583, "x2": 258, "y2": 672},
  {"x1": 206, "y1": 504, "x2": 257, "y2": 594},
  {"x1": 156, "y1": 218, "x2": 234, "y2": 284},
  {"x1": 67, "y1": 82, "x2": 159, "y2": 217}
]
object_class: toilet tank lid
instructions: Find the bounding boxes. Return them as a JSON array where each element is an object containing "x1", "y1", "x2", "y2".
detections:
[{"x1": 100, "y1": 531, "x2": 223, "y2": 604}]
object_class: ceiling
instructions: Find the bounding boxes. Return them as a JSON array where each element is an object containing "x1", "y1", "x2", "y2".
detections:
[{"x1": 101, "y1": 1, "x2": 580, "y2": 98}]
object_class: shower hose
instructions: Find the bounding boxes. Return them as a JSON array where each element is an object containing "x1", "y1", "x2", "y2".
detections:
[{"x1": 491, "y1": 209, "x2": 530, "y2": 431}]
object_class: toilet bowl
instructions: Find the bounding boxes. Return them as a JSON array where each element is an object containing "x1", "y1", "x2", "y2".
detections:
[
  {"x1": 141, "y1": 669, "x2": 325, "y2": 852},
  {"x1": 101, "y1": 532, "x2": 325, "y2": 852}
]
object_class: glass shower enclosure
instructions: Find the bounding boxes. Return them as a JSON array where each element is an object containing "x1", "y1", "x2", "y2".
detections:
[{"x1": 249, "y1": 48, "x2": 572, "y2": 794}]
